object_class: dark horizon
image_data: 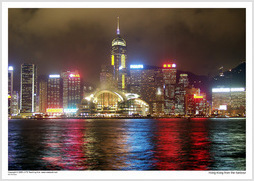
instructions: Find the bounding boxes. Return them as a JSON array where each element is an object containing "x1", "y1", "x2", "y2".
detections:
[{"x1": 8, "y1": 8, "x2": 246, "y2": 91}]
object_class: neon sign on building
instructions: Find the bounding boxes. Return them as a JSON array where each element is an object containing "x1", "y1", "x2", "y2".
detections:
[
  {"x1": 194, "y1": 94, "x2": 203, "y2": 99},
  {"x1": 49, "y1": 74, "x2": 60, "y2": 78},
  {"x1": 69, "y1": 74, "x2": 80, "y2": 78},
  {"x1": 130, "y1": 64, "x2": 144, "y2": 69},
  {"x1": 163, "y1": 64, "x2": 176, "y2": 68},
  {"x1": 46, "y1": 108, "x2": 63, "y2": 113}
]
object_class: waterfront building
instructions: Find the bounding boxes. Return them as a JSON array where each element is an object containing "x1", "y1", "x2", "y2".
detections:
[
  {"x1": 39, "y1": 79, "x2": 47, "y2": 114},
  {"x1": 10, "y1": 91, "x2": 19, "y2": 116},
  {"x1": 174, "y1": 84, "x2": 185, "y2": 116},
  {"x1": 82, "y1": 89, "x2": 149, "y2": 116},
  {"x1": 20, "y1": 64, "x2": 37, "y2": 113},
  {"x1": 129, "y1": 64, "x2": 161, "y2": 114},
  {"x1": 46, "y1": 74, "x2": 63, "y2": 115},
  {"x1": 212, "y1": 87, "x2": 246, "y2": 116},
  {"x1": 185, "y1": 87, "x2": 211, "y2": 116},
  {"x1": 111, "y1": 17, "x2": 128, "y2": 91},
  {"x1": 162, "y1": 63, "x2": 177, "y2": 115},
  {"x1": 8, "y1": 66, "x2": 14, "y2": 115},
  {"x1": 61, "y1": 71, "x2": 81, "y2": 110}
]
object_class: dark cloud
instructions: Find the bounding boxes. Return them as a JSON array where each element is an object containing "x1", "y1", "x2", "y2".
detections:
[{"x1": 8, "y1": 8, "x2": 246, "y2": 90}]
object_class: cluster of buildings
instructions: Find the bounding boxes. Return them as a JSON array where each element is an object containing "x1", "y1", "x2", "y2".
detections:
[{"x1": 8, "y1": 18, "x2": 246, "y2": 118}]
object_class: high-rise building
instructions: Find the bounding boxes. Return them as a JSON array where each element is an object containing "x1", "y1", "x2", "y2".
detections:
[
  {"x1": 162, "y1": 63, "x2": 177, "y2": 115},
  {"x1": 46, "y1": 74, "x2": 63, "y2": 114},
  {"x1": 39, "y1": 79, "x2": 47, "y2": 114},
  {"x1": 175, "y1": 74, "x2": 189, "y2": 116},
  {"x1": 111, "y1": 17, "x2": 127, "y2": 91},
  {"x1": 20, "y1": 64, "x2": 37, "y2": 113},
  {"x1": 10, "y1": 91, "x2": 19, "y2": 116},
  {"x1": 61, "y1": 71, "x2": 81, "y2": 110},
  {"x1": 8, "y1": 66, "x2": 14, "y2": 115},
  {"x1": 212, "y1": 87, "x2": 246, "y2": 116}
]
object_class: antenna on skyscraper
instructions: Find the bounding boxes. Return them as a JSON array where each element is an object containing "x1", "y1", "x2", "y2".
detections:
[{"x1": 117, "y1": 17, "x2": 120, "y2": 35}]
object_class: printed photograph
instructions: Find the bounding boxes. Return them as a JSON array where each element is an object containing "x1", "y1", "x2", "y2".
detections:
[{"x1": 8, "y1": 7, "x2": 246, "y2": 171}]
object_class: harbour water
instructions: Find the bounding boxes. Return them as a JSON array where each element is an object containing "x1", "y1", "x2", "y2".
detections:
[{"x1": 8, "y1": 118, "x2": 246, "y2": 170}]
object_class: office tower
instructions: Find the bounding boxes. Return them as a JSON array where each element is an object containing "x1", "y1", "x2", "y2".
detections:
[
  {"x1": 174, "y1": 84, "x2": 185, "y2": 116},
  {"x1": 100, "y1": 65, "x2": 114, "y2": 89},
  {"x1": 20, "y1": 64, "x2": 37, "y2": 113},
  {"x1": 61, "y1": 71, "x2": 81, "y2": 109},
  {"x1": 8, "y1": 66, "x2": 14, "y2": 114},
  {"x1": 111, "y1": 17, "x2": 127, "y2": 91},
  {"x1": 212, "y1": 87, "x2": 246, "y2": 116},
  {"x1": 10, "y1": 91, "x2": 19, "y2": 115},
  {"x1": 162, "y1": 63, "x2": 177, "y2": 115},
  {"x1": 47, "y1": 74, "x2": 63, "y2": 113},
  {"x1": 185, "y1": 87, "x2": 200, "y2": 116},
  {"x1": 39, "y1": 79, "x2": 48, "y2": 114},
  {"x1": 174, "y1": 74, "x2": 189, "y2": 116},
  {"x1": 129, "y1": 64, "x2": 163, "y2": 114}
]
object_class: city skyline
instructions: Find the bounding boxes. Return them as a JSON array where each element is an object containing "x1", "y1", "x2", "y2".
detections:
[{"x1": 8, "y1": 8, "x2": 246, "y2": 91}]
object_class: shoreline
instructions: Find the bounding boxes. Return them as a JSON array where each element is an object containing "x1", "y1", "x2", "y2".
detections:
[{"x1": 9, "y1": 116, "x2": 246, "y2": 120}]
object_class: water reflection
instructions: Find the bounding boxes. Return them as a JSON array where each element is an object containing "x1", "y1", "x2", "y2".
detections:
[{"x1": 8, "y1": 118, "x2": 246, "y2": 170}]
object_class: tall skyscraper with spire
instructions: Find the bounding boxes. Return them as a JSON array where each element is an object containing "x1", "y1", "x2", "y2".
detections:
[{"x1": 111, "y1": 17, "x2": 127, "y2": 91}]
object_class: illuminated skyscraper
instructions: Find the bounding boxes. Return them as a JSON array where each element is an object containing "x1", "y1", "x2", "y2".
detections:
[
  {"x1": 10, "y1": 91, "x2": 19, "y2": 115},
  {"x1": 61, "y1": 71, "x2": 81, "y2": 109},
  {"x1": 129, "y1": 64, "x2": 164, "y2": 114},
  {"x1": 39, "y1": 78, "x2": 47, "y2": 114},
  {"x1": 20, "y1": 64, "x2": 37, "y2": 113},
  {"x1": 162, "y1": 63, "x2": 177, "y2": 115},
  {"x1": 8, "y1": 66, "x2": 13, "y2": 115},
  {"x1": 47, "y1": 74, "x2": 63, "y2": 110},
  {"x1": 111, "y1": 17, "x2": 127, "y2": 91}
]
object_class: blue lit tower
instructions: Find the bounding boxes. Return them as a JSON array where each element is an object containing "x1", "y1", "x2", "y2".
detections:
[{"x1": 111, "y1": 17, "x2": 127, "y2": 91}]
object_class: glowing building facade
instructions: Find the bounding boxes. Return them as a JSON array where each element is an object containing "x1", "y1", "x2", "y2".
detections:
[
  {"x1": 8, "y1": 66, "x2": 14, "y2": 115},
  {"x1": 61, "y1": 71, "x2": 81, "y2": 110},
  {"x1": 212, "y1": 87, "x2": 246, "y2": 116},
  {"x1": 20, "y1": 64, "x2": 37, "y2": 113},
  {"x1": 10, "y1": 91, "x2": 19, "y2": 116},
  {"x1": 47, "y1": 75, "x2": 63, "y2": 112},
  {"x1": 111, "y1": 17, "x2": 127, "y2": 91},
  {"x1": 39, "y1": 79, "x2": 47, "y2": 114},
  {"x1": 162, "y1": 63, "x2": 177, "y2": 115},
  {"x1": 82, "y1": 89, "x2": 149, "y2": 116}
]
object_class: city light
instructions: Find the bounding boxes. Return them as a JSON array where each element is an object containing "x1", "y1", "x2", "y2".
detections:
[
  {"x1": 231, "y1": 88, "x2": 245, "y2": 92},
  {"x1": 64, "y1": 108, "x2": 78, "y2": 113},
  {"x1": 212, "y1": 87, "x2": 245, "y2": 93},
  {"x1": 49, "y1": 74, "x2": 60, "y2": 78},
  {"x1": 163, "y1": 64, "x2": 176, "y2": 68},
  {"x1": 130, "y1": 64, "x2": 144, "y2": 69},
  {"x1": 46, "y1": 108, "x2": 63, "y2": 113},
  {"x1": 69, "y1": 74, "x2": 80, "y2": 78},
  {"x1": 194, "y1": 94, "x2": 203, "y2": 99},
  {"x1": 8, "y1": 95, "x2": 11, "y2": 99},
  {"x1": 8, "y1": 66, "x2": 13, "y2": 71},
  {"x1": 219, "y1": 105, "x2": 227, "y2": 110},
  {"x1": 212, "y1": 88, "x2": 230, "y2": 92}
]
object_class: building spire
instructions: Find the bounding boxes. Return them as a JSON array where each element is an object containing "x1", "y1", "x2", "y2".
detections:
[{"x1": 117, "y1": 17, "x2": 120, "y2": 35}]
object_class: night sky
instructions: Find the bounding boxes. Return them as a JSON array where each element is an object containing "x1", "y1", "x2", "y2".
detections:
[{"x1": 8, "y1": 8, "x2": 246, "y2": 91}]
